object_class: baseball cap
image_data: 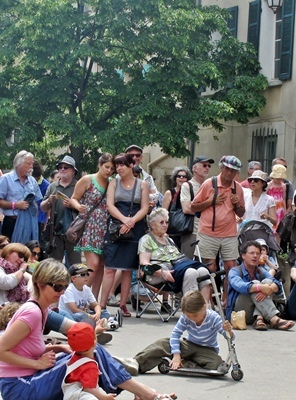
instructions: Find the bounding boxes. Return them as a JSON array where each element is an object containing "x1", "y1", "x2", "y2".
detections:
[
  {"x1": 192, "y1": 156, "x2": 214, "y2": 166},
  {"x1": 256, "y1": 238, "x2": 269, "y2": 251},
  {"x1": 125, "y1": 145, "x2": 143, "y2": 154},
  {"x1": 220, "y1": 155, "x2": 242, "y2": 171},
  {"x1": 67, "y1": 322, "x2": 95, "y2": 352},
  {"x1": 68, "y1": 263, "x2": 94, "y2": 276}
]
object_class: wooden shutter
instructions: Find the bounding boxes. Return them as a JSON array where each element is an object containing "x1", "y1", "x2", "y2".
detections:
[
  {"x1": 248, "y1": 0, "x2": 261, "y2": 54},
  {"x1": 279, "y1": 0, "x2": 295, "y2": 80},
  {"x1": 227, "y1": 6, "x2": 238, "y2": 38}
]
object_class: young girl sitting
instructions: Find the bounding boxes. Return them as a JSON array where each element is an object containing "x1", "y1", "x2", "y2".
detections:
[{"x1": 256, "y1": 238, "x2": 278, "y2": 277}]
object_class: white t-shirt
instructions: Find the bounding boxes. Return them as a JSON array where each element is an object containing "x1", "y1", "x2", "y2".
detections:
[
  {"x1": 243, "y1": 191, "x2": 275, "y2": 228},
  {"x1": 180, "y1": 178, "x2": 201, "y2": 235},
  {"x1": 59, "y1": 283, "x2": 96, "y2": 313}
]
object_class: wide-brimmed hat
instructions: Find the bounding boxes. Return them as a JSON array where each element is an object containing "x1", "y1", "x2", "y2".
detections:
[
  {"x1": 248, "y1": 170, "x2": 268, "y2": 183},
  {"x1": 67, "y1": 322, "x2": 95, "y2": 352},
  {"x1": 192, "y1": 156, "x2": 214, "y2": 166},
  {"x1": 56, "y1": 155, "x2": 78, "y2": 174},
  {"x1": 256, "y1": 238, "x2": 269, "y2": 251},
  {"x1": 270, "y1": 164, "x2": 286, "y2": 179},
  {"x1": 69, "y1": 263, "x2": 94, "y2": 276},
  {"x1": 220, "y1": 155, "x2": 242, "y2": 171}
]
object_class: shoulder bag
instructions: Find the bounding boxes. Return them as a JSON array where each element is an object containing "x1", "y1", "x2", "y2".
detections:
[
  {"x1": 66, "y1": 186, "x2": 107, "y2": 244},
  {"x1": 167, "y1": 182, "x2": 194, "y2": 235}
]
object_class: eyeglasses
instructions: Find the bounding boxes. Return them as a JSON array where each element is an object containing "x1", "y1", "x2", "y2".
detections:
[
  {"x1": 249, "y1": 178, "x2": 260, "y2": 183},
  {"x1": 129, "y1": 153, "x2": 142, "y2": 158},
  {"x1": 58, "y1": 166, "x2": 70, "y2": 170},
  {"x1": 46, "y1": 282, "x2": 69, "y2": 292},
  {"x1": 76, "y1": 273, "x2": 90, "y2": 277},
  {"x1": 0, "y1": 243, "x2": 8, "y2": 249},
  {"x1": 159, "y1": 220, "x2": 169, "y2": 225},
  {"x1": 176, "y1": 174, "x2": 187, "y2": 179},
  {"x1": 203, "y1": 163, "x2": 211, "y2": 168},
  {"x1": 32, "y1": 251, "x2": 42, "y2": 257}
]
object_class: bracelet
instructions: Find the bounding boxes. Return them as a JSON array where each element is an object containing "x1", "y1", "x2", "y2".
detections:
[
  {"x1": 19, "y1": 268, "x2": 26, "y2": 274},
  {"x1": 11, "y1": 202, "x2": 15, "y2": 210},
  {"x1": 256, "y1": 284, "x2": 261, "y2": 292}
]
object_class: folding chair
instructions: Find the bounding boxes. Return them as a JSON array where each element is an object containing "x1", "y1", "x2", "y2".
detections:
[{"x1": 135, "y1": 264, "x2": 181, "y2": 322}]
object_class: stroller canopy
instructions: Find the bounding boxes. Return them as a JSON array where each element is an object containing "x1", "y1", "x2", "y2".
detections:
[{"x1": 238, "y1": 220, "x2": 281, "y2": 253}]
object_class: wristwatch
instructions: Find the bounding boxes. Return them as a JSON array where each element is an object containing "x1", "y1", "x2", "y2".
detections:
[{"x1": 19, "y1": 268, "x2": 26, "y2": 273}]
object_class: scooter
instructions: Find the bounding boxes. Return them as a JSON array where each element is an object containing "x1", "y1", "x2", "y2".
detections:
[{"x1": 158, "y1": 270, "x2": 244, "y2": 381}]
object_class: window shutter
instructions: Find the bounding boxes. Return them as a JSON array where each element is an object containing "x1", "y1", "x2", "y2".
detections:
[
  {"x1": 248, "y1": 0, "x2": 261, "y2": 54},
  {"x1": 227, "y1": 6, "x2": 238, "y2": 38},
  {"x1": 279, "y1": 0, "x2": 295, "y2": 80}
]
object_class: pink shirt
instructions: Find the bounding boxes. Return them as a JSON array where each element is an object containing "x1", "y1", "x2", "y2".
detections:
[
  {"x1": 192, "y1": 174, "x2": 244, "y2": 237},
  {"x1": 0, "y1": 302, "x2": 48, "y2": 377}
]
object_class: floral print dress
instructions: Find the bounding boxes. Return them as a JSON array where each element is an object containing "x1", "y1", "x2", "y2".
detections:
[
  {"x1": 267, "y1": 183, "x2": 286, "y2": 232},
  {"x1": 74, "y1": 175, "x2": 107, "y2": 255}
]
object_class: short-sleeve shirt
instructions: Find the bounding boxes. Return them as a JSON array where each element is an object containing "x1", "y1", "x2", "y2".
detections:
[
  {"x1": 59, "y1": 283, "x2": 96, "y2": 313},
  {"x1": 180, "y1": 178, "x2": 201, "y2": 234},
  {"x1": 243, "y1": 191, "x2": 275, "y2": 227},
  {"x1": 0, "y1": 170, "x2": 42, "y2": 217},
  {"x1": 193, "y1": 174, "x2": 244, "y2": 237},
  {"x1": 66, "y1": 353, "x2": 99, "y2": 389}
]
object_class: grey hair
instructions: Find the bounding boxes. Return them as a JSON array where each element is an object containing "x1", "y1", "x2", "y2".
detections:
[
  {"x1": 13, "y1": 150, "x2": 34, "y2": 169},
  {"x1": 248, "y1": 161, "x2": 261, "y2": 170},
  {"x1": 147, "y1": 207, "x2": 169, "y2": 226},
  {"x1": 170, "y1": 166, "x2": 192, "y2": 186}
]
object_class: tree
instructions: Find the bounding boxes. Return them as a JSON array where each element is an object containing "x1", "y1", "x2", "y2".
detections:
[{"x1": 0, "y1": 0, "x2": 268, "y2": 172}]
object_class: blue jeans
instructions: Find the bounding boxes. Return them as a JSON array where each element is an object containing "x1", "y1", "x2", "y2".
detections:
[{"x1": 287, "y1": 284, "x2": 296, "y2": 319}]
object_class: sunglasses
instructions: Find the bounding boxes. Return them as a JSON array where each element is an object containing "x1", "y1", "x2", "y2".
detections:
[
  {"x1": 76, "y1": 272, "x2": 90, "y2": 277},
  {"x1": 0, "y1": 243, "x2": 8, "y2": 249},
  {"x1": 129, "y1": 153, "x2": 142, "y2": 158},
  {"x1": 58, "y1": 166, "x2": 70, "y2": 170},
  {"x1": 249, "y1": 178, "x2": 261, "y2": 183},
  {"x1": 47, "y1": 282, "x2": 69, "y2": 292},
  {"x1": 32, "y1": 251, "x2": 42, "y2": 257},
  {"x1": 203, "y1": 163, "x2": 211, "y2": 168},
  {"x1": 17, "y1": 252, "x2": 26, "y2": 259},
  {"x1": 159, "y1": 220, "x2": 169, "y2": 225},
  {"x1": 176, "y1": 174, "x2": 187, "y2": 179}
]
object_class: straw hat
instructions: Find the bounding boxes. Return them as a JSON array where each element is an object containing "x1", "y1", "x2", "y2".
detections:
[{"x1": 269, "y1": 164, "x2": 286, "y2": 179}]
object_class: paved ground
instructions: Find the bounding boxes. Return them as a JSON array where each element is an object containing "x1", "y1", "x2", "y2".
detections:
[{"x1": 96, "y1": 306, "x2": 296, "y2": 400}]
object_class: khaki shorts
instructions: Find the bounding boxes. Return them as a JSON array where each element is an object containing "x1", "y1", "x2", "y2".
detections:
[{"x1": 195, "y1": 232, "x2": 239, "y2": 261}]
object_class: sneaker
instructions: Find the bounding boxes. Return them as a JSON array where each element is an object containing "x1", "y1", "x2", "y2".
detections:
[
  {"x1": 97, "y1": 332, "x2": 113, "y2": 345},
  {"x1": 120, "y1": 305, "x2": 131, "y2": 317},
  {"x1": 107, "y1": 294, "x2": 120, "y2": 307},
  {"x1": 114, "y1": 308, "x2": 123, "y2": 327},
  {"x1": 217, "y1": 362, "x2": 229, "y2": 375},
  {"x1": 160, "y1": 302, "x2": 172, "y2": 314},
  {"x1": 113, "y1": 356, "x2": 139, "y2": 376},
  {"x1": 101, "y1": 308, "x2": 111, "y2": 319}
]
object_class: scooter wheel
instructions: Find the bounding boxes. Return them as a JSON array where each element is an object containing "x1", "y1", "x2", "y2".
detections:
[
  {"x1": 231, "y1": 369, "x2": 244, "y2": 381},
  {"x1": 158, "y1": 359, "x2": 170, "y2": 374}
]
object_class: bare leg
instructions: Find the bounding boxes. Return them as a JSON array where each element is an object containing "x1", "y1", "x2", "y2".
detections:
[
  {"x1": 108, "y1": 270, "x2": 122, "y2": 298},
  {"x1": 202, "y1": 258, "x2": 216, "y2": 272},
  {"x1": 222, "y1": 260, "x2": 237, "y2": 304},
  {"x1": 119, "y1": 378, "x2": 175, "y2": 400},
  {"x1": 100, "y1": 268, "x2": 116, "y2": 308},
  {"x1": 200, "y1": 284, "x2": 212, "y2": 304},
  {"x1": 120, "y1": 270, "x2": 133, "y2": 307},
  {"x1": 84, "y1": 251, "x2": 105, "y2": 300}
]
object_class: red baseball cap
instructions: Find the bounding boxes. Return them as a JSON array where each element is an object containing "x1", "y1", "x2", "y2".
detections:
[{"x1": 67, "y1": 322, "x2": 95, "y2": 352}]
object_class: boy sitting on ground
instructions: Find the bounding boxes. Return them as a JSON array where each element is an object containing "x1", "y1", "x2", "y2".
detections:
[{"x1": 63, "y1": 322, "x2": 117, "y2": 400}]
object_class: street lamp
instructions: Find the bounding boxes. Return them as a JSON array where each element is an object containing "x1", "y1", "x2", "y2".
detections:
[{"x1": 266, "y1": 0, "x2": 283, "y2": 14}]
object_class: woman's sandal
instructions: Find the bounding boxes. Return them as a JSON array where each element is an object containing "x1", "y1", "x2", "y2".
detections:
[
  {"x1": 44, "y1": 336, "x2": 68, "y2": 345},
  {"x1": 270, "y1": 317, "x2": 295, "y2": 331},
  {"x1": 252, "y1": 318, "x2": 268, "y2": 331},
  {"x1": 154, "y1": 394, "x2": 177, "y2": 400}
]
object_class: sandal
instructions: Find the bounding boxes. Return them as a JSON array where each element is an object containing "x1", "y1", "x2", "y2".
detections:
[
  {"x1": 270, "y1": 317, "x2": 295, "y2": 331},
  {"x1": 44, "y1": 336, "x2": 68, "y2": 345},
  {"x1": 120, "y1": 305, "x2": 131, "y2": 317},
  {"x1": 252, "y1": 318, "x2": 268, "y2": 331},
  {"x1": 154, "y1": 394, "x2": 177, "y2": 400}
]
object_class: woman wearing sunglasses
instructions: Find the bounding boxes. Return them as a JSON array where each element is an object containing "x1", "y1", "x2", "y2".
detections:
[
  {"x1": 0, "y1": 243, "x2": 31, "y2": 305},
  {"x1": 242, "y1": 170, "x2": 277, "y2": 228},
  {"x1": 0, "y1": 258, "x2": 176, "y2": 400},
  {"x1": 138, "y1": 208, "x2": 212, "y2": 308},
  {"x1": 162, "y1": 166, "x2": 192, "y2": 249},
  {"x1": 25, "y1": 240, "x2": 44, "y2": 273}
]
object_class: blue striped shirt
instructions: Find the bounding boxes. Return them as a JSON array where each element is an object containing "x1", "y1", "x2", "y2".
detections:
[{"x1": 170, "y1": 309, "x2": 232, "y2": 354}]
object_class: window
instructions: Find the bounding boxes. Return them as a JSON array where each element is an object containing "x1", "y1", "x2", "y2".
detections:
[
  {"x1": 227, "y1": 6, "x2": 238, "y2": 38},
  {"x1": 274, "y1": 8, "x2": 282, "y2": 78},
  {"x1": 248, "y1": 0, "x2": 261, "y2": 55},
  {"x1": 279, "y1": 0, "x2": 295, "y2": 80},
  {"x1": 251, "y1": 127, "x2": 278, "y2": 173}
]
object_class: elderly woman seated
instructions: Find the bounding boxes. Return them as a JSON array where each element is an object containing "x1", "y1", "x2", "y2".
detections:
[{"x1": 138, "y1": 208, "x2": 211, "y2": 305}]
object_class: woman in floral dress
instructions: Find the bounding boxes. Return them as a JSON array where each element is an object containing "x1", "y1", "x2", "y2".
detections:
[{"x1": 70, "y1": 153, "x2": 115, "y2": 300}]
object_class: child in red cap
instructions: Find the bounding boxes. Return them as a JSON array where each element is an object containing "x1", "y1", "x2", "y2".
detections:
[{"x1": 63, "y1": 322, "x2": 117, "y2": 400}]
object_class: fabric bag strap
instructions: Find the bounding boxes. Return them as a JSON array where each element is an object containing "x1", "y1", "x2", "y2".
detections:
[
  {"x1": 84, "y1": 182, "x2": 108, "y2": 220},
  {"x1": 128, "y1": 179, "x2": 138, "y2": 216}
]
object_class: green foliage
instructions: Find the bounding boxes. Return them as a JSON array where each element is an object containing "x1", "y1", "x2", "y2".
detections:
[{"x1": 0, "y1": 0, "x2": 267, "y2": 172}]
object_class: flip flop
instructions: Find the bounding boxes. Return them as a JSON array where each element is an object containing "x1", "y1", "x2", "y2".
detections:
[
  {"x1": 271, "y1": 317, "x2": 295, "y2": 331},
  {"x1": 252, "y1": 318, "x2": 268, "y2": 331}
]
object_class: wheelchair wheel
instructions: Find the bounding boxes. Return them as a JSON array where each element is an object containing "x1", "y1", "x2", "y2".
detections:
[{"x1": 158, "y1": 359, "x2": 170, "y2": 374}]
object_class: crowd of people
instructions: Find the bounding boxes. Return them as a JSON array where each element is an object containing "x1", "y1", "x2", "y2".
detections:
[{"x1": 0, "y1": 147, "x2": 296, "y2": 399}]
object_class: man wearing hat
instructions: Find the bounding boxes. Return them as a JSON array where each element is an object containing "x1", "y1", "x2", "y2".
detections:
[
  {"x1": 180, "y1": 156, "x2": 214, "y2": 258},
  {"x1": 41, "y1": 155, "x2": 81, "y2": 265},
  {"x1": 191, "y1": 155, "x2": 245, "y2": 303}
]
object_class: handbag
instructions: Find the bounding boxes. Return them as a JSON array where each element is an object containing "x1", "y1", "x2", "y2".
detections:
[
  {"x1": 108, "y1": 180, "x2": 137, "y2": 242},
  {"x1": 167, "y1": 183, "x2": 194, "y2": 235},
  {"x1": 66, "y1": 188, "x2": 107, "y2": 244},
  {"x1": 231, "y1": 310, "x2": 247, "y2": 330}
]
